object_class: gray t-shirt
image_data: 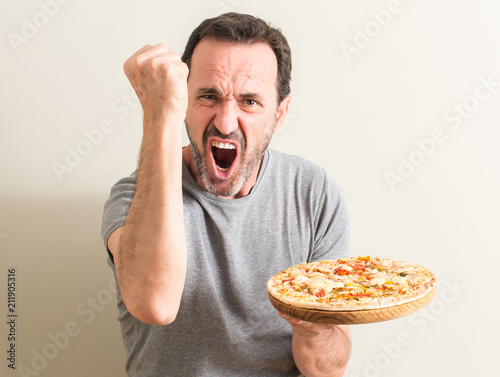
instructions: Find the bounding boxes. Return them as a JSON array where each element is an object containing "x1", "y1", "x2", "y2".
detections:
[{"x1": 101, "y1": 149, "x2": 349, "y2": 377}]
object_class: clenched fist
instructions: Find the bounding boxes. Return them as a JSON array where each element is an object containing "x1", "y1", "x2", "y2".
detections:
[{"x1": 123, "y1": 44, "x2": 189, "y2": 124}]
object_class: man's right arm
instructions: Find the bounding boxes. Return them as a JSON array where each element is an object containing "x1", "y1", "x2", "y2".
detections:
[{"x1": 107, "y1": 44, "x2": 189, "y2": 325}]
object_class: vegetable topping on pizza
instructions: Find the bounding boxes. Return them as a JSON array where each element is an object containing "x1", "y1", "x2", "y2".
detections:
[{"x1": 267, "y1": 256, "x2": 436, "y2": 311}]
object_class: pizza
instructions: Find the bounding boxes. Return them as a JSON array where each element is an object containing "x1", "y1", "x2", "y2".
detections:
[{"x1": 267, "y1": 256, "x2": 436, "y2": 311}]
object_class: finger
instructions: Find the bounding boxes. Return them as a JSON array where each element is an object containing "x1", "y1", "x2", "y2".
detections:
[
  {"x1": 125, "y1": 44, "x2": 156, "y2": 67},
  {"x1": 144, "y1": 52, "x2": 184, "y2": 66},
  {"x1": 277, "y1": 312, "x2": 303, "y2": 325},
  {"x1": 135, "y1": 43, "x2": 172, "y2": 59},
  {"x1": 133, "y1": 44, "x2": 155, "y2": 56},
  {"x1": 278, "y1": 311, "x2": 337, "y2": 333},
  {"x1": 124, "y1": 44, "x2": 175, "y2": 72}
]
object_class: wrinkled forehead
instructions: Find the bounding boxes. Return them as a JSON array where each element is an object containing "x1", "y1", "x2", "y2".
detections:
[{"x1": 188, "y1": 38, "x2": 278, "y2": 97}]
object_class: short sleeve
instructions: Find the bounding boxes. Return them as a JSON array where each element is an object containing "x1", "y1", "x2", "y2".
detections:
[
  {"x1": 101, "y1": 171, "x2": 137, "y2": 262},
  {"x1": 310, "y1": 171, "x2": 350, "y2": 262}
]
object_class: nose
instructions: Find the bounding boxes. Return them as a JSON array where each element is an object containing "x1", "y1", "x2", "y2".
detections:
[{"x1": 214, "y1": 100, "x2": 239, "y2": 135}]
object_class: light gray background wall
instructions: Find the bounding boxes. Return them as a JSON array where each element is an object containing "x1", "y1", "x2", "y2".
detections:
[{"x1": 1, "y1": 1, "x2": 498, "y2": 376}]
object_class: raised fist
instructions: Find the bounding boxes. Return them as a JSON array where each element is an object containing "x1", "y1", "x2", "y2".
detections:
[{"x1": 123, "y1": 44, "x2": 189, "y2": 121}]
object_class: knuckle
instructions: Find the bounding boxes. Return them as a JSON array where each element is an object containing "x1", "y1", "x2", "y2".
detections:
[
  {"x1": 170, "y1": 51, "x2": 181, "y2": 60},
  {"x1": 136, "y1": 54, "x2": 148, "y2": 68},
  {"x1": 172, "y1": 61, "x2": 189, "y2": 77},
  {"x1": 155, "y1": 43, "x2": 168, "y2": 50},
  {"x1": 145, "y1": 57, "x2": 157, "y2": 71}
]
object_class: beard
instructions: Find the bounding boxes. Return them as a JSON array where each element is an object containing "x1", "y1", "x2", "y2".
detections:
[{"x1": 186, "y1": 121, "x2": 275, "y2": 197}]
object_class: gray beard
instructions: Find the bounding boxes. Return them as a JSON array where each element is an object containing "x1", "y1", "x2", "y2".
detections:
[{"x1": 186, "y1": 123, "x2": 274, "y2": 197}]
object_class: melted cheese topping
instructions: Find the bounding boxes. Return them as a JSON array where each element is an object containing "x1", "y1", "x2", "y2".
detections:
[{"x1": 268, "y1": 256, "x2": 436, "y2": 309}]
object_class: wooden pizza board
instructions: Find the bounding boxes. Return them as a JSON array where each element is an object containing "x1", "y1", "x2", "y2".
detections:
[{"x1": 268, "y1": 286, "x2": 436, "y2": 325}]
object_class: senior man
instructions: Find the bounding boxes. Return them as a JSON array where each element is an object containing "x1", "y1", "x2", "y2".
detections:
[{"x1": 102, "y1": 12, "x2": 350, "y2": 377}]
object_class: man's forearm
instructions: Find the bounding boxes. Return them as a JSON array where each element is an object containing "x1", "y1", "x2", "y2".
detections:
[
  {"x1": 116, "y1": 114, "x2": 187, "y2": 325},
  {"x1": 292, "y1": 324, "x2": 350, "y2": 377}
]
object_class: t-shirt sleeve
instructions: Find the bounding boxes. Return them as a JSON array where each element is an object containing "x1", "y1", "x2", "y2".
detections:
[
  {"x1": 309, "y1": 171, "x2": 350, "y2": 262},
  {"x1": 101, "y1": 171, "x2": 137, "y2": 263}
]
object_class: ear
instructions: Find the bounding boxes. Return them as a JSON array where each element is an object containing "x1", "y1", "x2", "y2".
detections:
[{"x1": 273, "y1": 95, "x2": 292, "y2": 132}]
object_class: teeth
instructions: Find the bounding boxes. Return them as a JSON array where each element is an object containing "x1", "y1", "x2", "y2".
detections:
[
  {"x1": 216, "y1": 165, "x2": 229, "y2": 172},
  {"x1": 212, "y1": 141, "x2": 235, "y2": 173},
  {"x1": 212, "y1": 141, "x2": 236, "y2": 150}
]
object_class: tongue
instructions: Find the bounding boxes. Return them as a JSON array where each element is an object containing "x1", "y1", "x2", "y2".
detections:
[{"x1": 213, "y1": 147, "x2": 236, "y2": 169}]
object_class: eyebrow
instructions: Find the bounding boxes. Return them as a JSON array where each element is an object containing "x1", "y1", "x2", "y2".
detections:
[
  {"x1": 195, "y1": 87, "x2": 263, "y2": 101},
  {"x1": 195, "y1": 87, "x2": 222, "y2": 96},
  {"x1": 239, "y1": 92, "x2": 263, "y2": 101}
]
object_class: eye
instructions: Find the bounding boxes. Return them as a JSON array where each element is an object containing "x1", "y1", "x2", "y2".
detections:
[
  {"x1": 198, "y1": 95, "x2": 218, "y2": 107},
  {"x1": 241, "y1": 98, "x2": 260, "y2": 107},
  {"x1": 238, "y1": 98, "x2": 262, "y2": 113}
]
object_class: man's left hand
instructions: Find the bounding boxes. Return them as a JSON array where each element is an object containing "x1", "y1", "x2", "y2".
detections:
[
  {"x1": 278, "y1": 312, "x2": 341, "y2": 338},
  {"x1": 278, "y1": 312, "x2": 350, "y2": 377}
]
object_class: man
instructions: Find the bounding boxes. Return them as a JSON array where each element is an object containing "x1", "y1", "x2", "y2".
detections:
[{"x1": 102, "y1": 12, "x2": 350, "y2": 377}]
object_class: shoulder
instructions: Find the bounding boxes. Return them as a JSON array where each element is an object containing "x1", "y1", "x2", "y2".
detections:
[
  {"x1": 267, "y1": 149, "x2": 325, "y2": 177},
  {"x1": 266, "y1": 149, "x2": 342, "y2": 194}
]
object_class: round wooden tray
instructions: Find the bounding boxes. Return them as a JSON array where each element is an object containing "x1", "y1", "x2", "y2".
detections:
[{"x1": 268, "y1": 286, "x2": 436, "y2": 325}]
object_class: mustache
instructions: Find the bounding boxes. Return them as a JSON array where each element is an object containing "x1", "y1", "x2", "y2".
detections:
[{"x1": 202, "y1": 124, "x2": 246, "y2": 150}]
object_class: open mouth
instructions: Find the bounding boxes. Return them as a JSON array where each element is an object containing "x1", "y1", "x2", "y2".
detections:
[{"x1": 211, "y1": 141, "x2": 237, "y2": 173}]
